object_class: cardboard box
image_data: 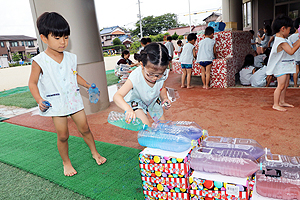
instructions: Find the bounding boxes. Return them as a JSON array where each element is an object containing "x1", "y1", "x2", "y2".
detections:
[{"x1": 189, "y1": 171, "x2": 255, "y2": 200}]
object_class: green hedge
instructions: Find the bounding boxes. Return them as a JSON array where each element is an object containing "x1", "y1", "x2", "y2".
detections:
[{"x1": 102, "y1": 45, "x2": 126, "y2": 52}]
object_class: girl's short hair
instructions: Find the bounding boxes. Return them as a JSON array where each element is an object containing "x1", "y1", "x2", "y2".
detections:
[
  {"x1": 177, "y1": 40, "x2": 182, "y2": 45},
  {"x1": 37, "y1": 12, "x2": 70, "y2": 38},
  {"x1": 264, "y1": 25, "x2": 272, "y2": 36},
  {"x1": 138, "y1": 43, "x2": 171, "y2": 69},
  {"x1": 121, "y1": 50, "x2": 130, "y2": 58},
  {"x1": 242, "y1": 54, "x2": 254, "y2": 69},
  {"x1": 271, "y1": 14, "x2": 293, "y2": 34}
]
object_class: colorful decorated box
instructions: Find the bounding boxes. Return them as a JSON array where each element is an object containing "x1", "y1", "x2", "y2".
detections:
[
  {"x1": 143, "y1": 190, "x2": 190, "y2": 200},
  {"x1": 142, "y1": 176, "x2": 188, "y2": 193},
  {"x1": 189, "y1": 171, "x2": 255, "y2": 200},
  {"x1": 172, "y1": 30, "x2": 253, "y2": 88}
]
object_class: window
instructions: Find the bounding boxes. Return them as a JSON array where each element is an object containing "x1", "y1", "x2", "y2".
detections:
[
  {"x1": 106, "y1": 35, "x2": 111, "y2": 40},
  {"x1": 27, "y1": 41, "x2": 34, "y2": 47},
  {"x1": 243, "y1": 1, "x2": 252, "y2": 28},
  {"x1": 0, "y1": 42, "x2": 4, "y2": 48},
  {"x1": 21, "y1": 41, "x2": 25, "y2": 46},
  {"x1": 10, "y1": 41, "x2": 19, "y2": 47}
]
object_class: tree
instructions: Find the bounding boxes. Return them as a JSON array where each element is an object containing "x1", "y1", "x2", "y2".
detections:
[
  {"x1": 113, "y1": 38, "x2": 122, "y2": 45},
  {"x1": 178, "y1": 35, "x2": 184, "y2": 40},
  {"x1": 172, "y1": 32, "x2": 179, "y2": 40},
  {"x1": 12, "y1": 52, "x2": 21, "y2": 62},
  {"x1": 131, "y1": 13, "x2": 183, "y2": 36}
]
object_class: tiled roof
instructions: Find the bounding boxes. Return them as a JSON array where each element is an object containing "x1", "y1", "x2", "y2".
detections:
[
  {"x1": 118, "y1": 35, "x2": 131, "y2": 42},
  {"x1": 100, "y1": 26, "x2": 119, "y2": 35},
  {"x1": 167, "y1": 25, "x2": 206, "y2": 36},
  {"x1": 0, "y1": 35, "x2": 37, "y2": 41}
]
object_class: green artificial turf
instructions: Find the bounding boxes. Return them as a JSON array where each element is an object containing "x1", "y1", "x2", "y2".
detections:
[
  {"x1": 0, "y1": 91, "x2": 37, "y2": 108},
  {"x1": 0, "y1": 122, "x2": 143, "y2": 200}
]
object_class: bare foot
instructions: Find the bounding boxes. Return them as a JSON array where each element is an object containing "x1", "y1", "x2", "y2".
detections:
[
  {"x1": 93, "y1": 153, "x2": 107, "y2": 165},
  {"x1": 272, "y1": 105, "x2": 287, "y2": 112},
  {"x1": 187, "y1": 86, "x2": 194, "y2": 89},
  {"x1": 63, "y1": 162, "x2": 77, "y2": 176},
  {"x1": 206, "y1": 86, "x2": 211, "y2": 90},
  {"x1": 181, "y1": 85, "x2": 186, "y2": 88},
  {"x1": 279, "y1": 102, "x2": 294, "y2": 107},
  {"x1": 203, "y1": 86, "x2": 206, "y2": 89}
]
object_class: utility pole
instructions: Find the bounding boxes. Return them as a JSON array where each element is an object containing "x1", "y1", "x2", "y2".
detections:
[
  {"x1": 188, "y1": 0, "x2": 191, "y2": 33},
  {"x1": 138, "y1": 0, "x2": 143, "y2": 38}
]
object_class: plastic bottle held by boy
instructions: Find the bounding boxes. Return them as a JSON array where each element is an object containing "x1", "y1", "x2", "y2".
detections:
[
  {"x1": 138, "y1": 128, "x2": 197, "y2": 152},
  {"x1": 42, "y1": 100, "x2": 51, "y2": 112},
  {"x1": 107, "y1": 111, "x2": 147, "y2": 131},
  {"x1": 201, "y1": 136, "x2": 264, "y2": 160},
  {"x1": 88, "y1": 83, "x2": 100, "y2": 104},
  {"x1": 190, "y1": 147, "x2": 259, "y2": 177},
  {"x1": 256, "y1": 148, "x2": 300, "y2": 199}
]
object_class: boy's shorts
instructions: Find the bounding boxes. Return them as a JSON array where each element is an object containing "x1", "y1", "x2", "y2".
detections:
[
  {"x1": 199, "y1": 61, "x2": 213, "y2": 67},
  {"x1": 296, "y1": 61, "x2": 300, "y2": 65},
  {"x1": 181, "y1": 64, "x2": 192, "y2": 69}
]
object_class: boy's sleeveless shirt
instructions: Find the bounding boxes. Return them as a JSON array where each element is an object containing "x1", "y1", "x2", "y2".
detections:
[
  {"x1": 266, "y1": 37, "x2": 296, "y2": 76},
  {"x1": 32, "y1": 51, "x2": 84, "y2": 116}
]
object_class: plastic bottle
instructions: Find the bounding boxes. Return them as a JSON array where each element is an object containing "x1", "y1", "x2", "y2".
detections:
[
  {"x1": 256, "y1": 148, "x2": 300, "y2": 199},
  {"x1": 201, "y1": 136, "x2": 264, "y2": 159},
  {"x1": 190, "y1": 147, "x2": 259, "y2": 177},
  {"x1": 88, "y1": 83, "x2": 100, "y2": 104},
  {"x1": 138, "y1": 129, "x2": 197, "y2": 152},
  {"x1": 151, "y1": 120, "x2": 208, "y2": 140},
  {"x1": 107, "y1": 111, "x2": 148, "y2": 131},
  {"x1": 42, "y1": 101, "x2": 51, "y2": 112}
]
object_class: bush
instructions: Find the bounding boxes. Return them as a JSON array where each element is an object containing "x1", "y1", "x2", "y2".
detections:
[
  {"x1": 103, "y1": 45, "x2": 126, "y2": 52},
  {"x1": 172, "y1": 32, "x2": 179, "y2": 40},
  {"x1": 178, "y1": 35, "x2": 184, "y2": 40},
  {"x1": 113, "y1": 38, "x2": 122, "y2": 45}
]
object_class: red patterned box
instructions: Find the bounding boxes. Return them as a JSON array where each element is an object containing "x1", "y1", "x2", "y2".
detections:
[
  {"x1": 143, "y1": 190, "x2": 190, "y2": 200},
  {"x1": 173, "y1": 30, "x2": 253, "y2": 88},
  {"x1": 189, "y1": 171, "x2": 255, "y2": 200},
  {"x1": 142, "y1": 176, "x2": 188, "y2": 193}
]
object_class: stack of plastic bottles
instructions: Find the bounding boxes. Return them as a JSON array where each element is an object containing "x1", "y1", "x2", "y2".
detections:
[
  {"x1": 138, "y1": 120, "x2": 208, "y2": 152},
  {"x1": 255, "y1": 149, "x2": 300, "y2": 199},
  {"x1": 114, "y1": 64, "x2": 135, "y2": 89}
]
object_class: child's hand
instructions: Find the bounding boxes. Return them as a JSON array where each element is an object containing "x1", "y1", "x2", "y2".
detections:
[
  {"x1": 124, "y1": 109, "x2": 135, "y2": 124},
  {"x1": 39, "y1": 100, "x2": 51, "y2": 112},
  {"x1": 162, "y1": 99, "x2": 171, "y2": 110}
]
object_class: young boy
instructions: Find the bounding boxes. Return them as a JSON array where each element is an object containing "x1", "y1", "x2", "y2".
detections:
[
  {"x1": 196, "y1": 26, "x2": 216, "y2": 89},
  {"x1": 179, "y1": 33, "x2": 197, "y2": 88},
  {"x1": 266, "y1": 15, "x2": 300, "y2": 111},
  {"x1": 288, "y1": 17, "x2": 300, "y2": 87},
  {"x1": 164, "y1": 36, "x2": 175, "y2": 70},
  {"x1": 137, "y1": 37, "x2": 148, "y2": 53},
  {"x1": 175, "y1": 40, "x2": 183, "y2": 60},
  {"x1": 28, "y1": 12, "x2": 106, "y2": 176}
]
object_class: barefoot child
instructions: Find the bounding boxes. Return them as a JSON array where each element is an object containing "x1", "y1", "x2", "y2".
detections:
[
  {"x1": 28, "y1": 12, "x2": 106, "y2": 176},
  {"x1": 196, "y1": 26, "x2": 216, "y2": 89},
  {"x1": 113, "y1": 43, "x2": 172, "y2": 126},
  {"x1": 179, "y1": 33, "x2": 197, "y2": 88},
  {"x1": 266, "y1": 15, "x2": 300, "y2": 111}
]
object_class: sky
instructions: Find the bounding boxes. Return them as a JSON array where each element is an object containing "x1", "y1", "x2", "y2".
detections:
[{"x1": 0, "y1": 0, "x2": 222, "y2": 38}]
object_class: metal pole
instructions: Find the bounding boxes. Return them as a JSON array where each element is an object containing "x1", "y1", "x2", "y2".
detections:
[
  {"x1": 188, "y1": 0, "x2": 191, "y2": 32},
  {"x1": 138, "y1": 0, "x2": 143, "y2": 38}
]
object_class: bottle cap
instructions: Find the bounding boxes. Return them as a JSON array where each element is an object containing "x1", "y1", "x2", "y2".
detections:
[{"x1": 91, "y1": 83, "x2": 96, "y2": 88}]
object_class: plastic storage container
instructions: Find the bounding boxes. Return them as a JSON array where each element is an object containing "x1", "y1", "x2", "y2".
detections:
[
  {"x1": 190, "y1": 147, "x2": 259, "y2": 177},
  {"x1": 88, "y1": 83, "x2": 100, "y2": 104},
  {"x1": 256, "y1": 149, "x2": 300, "y2": 199},
  {"x1": 107, "y1": 111, "x2": 147, "y2": 131},
  {"x1": 201, "y1": 136, "x2": 264, "y2": 159},
  {"x1": 138, "y1": 128, "x2": 197, "y2": 152},
  {"x1": 151, "y1": 120, "x2": 208, "y2": 140}
]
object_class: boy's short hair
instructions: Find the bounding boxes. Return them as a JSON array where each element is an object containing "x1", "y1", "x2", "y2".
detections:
[
  {"x1": 140, "y1": 38, "x2": 147, "y2": 45},
  {"x1": 146, "y1": 37, "x2": 152, "y2": 43},
  {"x1": 177, "y1": 40, "x2": 182, "y2": 45},
  {"x1": 249, "y1": 30, "x2": 255, "y2": 35},
  {"x1": 187, "y1": 33, "x2": 197, "y2": 41},
  {"x1": 271, "y1": 14, "x2": 293, "y2": 33},
  {"x1": 205, "y1": 26, "x2": 214, "y2": 36},
  {"x1": 37, "y1": 12, "x2": 70, "y2": 38},
  {"x1": 293, "y1": 17, "x2": 300, "y2": 29},
  {"x1": 167, "y1": 36, "x2": 172, "y2": 41}
]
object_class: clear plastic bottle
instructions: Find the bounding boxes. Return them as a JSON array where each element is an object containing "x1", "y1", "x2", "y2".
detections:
[
  {"x1": 88, "y1": 83, "x2": 100, "y2": 104},
  {"x1": 256, "y1": 148, "x2": 300, "y2": 199},
  {"x1": 151, "y1": 120, "x2": 208, "y2": 140},
  {"x1": 190, "y1": 147, "x2": 259, "y2": 177},
  {"x1": 201, "y1": 136, "x2": 264, "y2": 159},
  {"x1": 107, "y1": 111, "x2": 148, "y2": 131},
  {"x1": 138, "y1": 129, "x2": 197, "y2": 152}
]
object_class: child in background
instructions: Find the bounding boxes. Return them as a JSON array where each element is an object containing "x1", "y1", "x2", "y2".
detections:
[
  {"x1": 288, "y1": 17, "x2": 300, "y2": 87},
  {"x1": 175, "y1": 40, "x2": 183, "y2": 59},
  {"x1": 266, "y1": 15, "x2": 300, "y2": 111},
  {"x1": 179, "y1": 33, "x2": 197, "y2": 88},
  {"x1": 28, "y1": 12, "x2": 106, "y2": 176},
  {"x1": 196, "y1": 26, "x2": 216, "y2": 89},
  {"x1": 250, "y1": 57, "x2": 269, "y2": 87},
  {"x1": 117, "y1": 50, "x2": 139, "y2": 67},
  {"x1": 239, "y1": 54, "x2": 256, "y2": 86},
  {"x1": 250, "y1": 30, "x2": 258, "y2": 55},
  {"x1": 258, "y1": 25, "x2": 272, "y2": 54},
  {"x1": 164, "y1": 36, "x2": 175, "y2": 71},
  {"x1": 113, "y1": 43, "x2": 172, "y2": 126},
  {"x1": 137, "y1": 37, "x2": 148, "y2": 53}
]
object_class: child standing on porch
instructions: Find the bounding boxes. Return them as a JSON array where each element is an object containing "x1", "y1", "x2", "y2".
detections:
[
  {"x1": 266, "y1": 15, "x2": 300, "y2": 111},
  {"x1": 28, "y1": 12, "x2": 106, "y2": 176}
]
